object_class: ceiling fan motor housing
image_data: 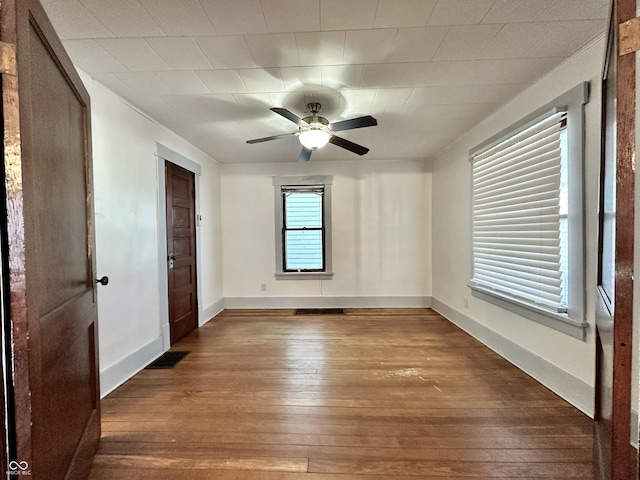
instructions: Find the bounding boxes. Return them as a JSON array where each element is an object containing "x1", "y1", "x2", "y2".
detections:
[{"x1": 302, "y1": 102, "x2": 330, "y2": 126}]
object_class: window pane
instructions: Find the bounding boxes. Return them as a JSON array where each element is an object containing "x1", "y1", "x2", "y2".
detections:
[
  {"x1": 283, "y1": 188, "x2": 324, "y2": 271},
  {"x1": 558, "y1": 128, "x2": 568, "y2": 306},
  {"x1": 285, "y1": 230, "x2": 323, "y2": 270},
  {"x1": 285, "y1": 192, "x2": 322, "y2": 228}
]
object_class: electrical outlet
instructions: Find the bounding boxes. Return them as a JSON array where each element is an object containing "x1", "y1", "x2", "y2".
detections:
[
  {"x1": 260, "y1": 283, "x2": 267, "y2": 292},
  {"x1": 463, "y1": 297, "x2": 469, "y2": 308}
]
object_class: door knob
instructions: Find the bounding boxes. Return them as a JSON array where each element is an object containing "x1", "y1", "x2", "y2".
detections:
[{"x1": 96, "y1": 276, "x2": 109, "y2": 286}]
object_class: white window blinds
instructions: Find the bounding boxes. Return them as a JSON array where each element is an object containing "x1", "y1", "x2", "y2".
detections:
[{"x1": 470, "y1": 111, "x2": 567, "y2": 313}]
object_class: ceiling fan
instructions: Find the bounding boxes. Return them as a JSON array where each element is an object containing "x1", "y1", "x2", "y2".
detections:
[{"x1": 246, "y1": 103, "x2": 377, "y2": 162}]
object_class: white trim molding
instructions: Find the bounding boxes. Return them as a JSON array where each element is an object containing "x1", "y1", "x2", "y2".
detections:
[
  {"x1": 224, "y1": 296, "x2": 432, "y2": 310},
  {"x1": 272, "y1": 175, "x2": 334, "y2": 280},
  {"x1": 155, "y1": 143, "x2": 203, "y2": 346},
  {"x1": 200, "y1": 299, "x2": 225, "y2": 326},
  {"x1": 100, "y1": 336, "x2": 165, "y2": 398}
]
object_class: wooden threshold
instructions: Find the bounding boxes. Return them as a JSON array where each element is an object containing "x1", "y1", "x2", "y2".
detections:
[{"x1": 89, "y1": 308, "x2": 594, "y2": 479}]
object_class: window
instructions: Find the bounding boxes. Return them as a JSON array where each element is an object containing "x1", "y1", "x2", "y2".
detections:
[
  {"x1": 273, "y1": 176, "x2": 333, "y2": 280},
  {"x1": 469, "y1": 83, "x2": 589, "y2": 339},
  {"x1": 282, "y1": 186, "x2": 324, "y2": 271}
]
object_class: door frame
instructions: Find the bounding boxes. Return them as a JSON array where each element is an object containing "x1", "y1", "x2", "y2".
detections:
[
  {"x1": 156, "y1": 144, "x2": 202, "y2": 350},
  {"x1": 594, "y1": 0, "x2": 637, "y2": 480},
  {"x1": 595, "y1": 0, "x2": 639, "y2": 478},
  {"x1": 612, "y1": 0, "x2": 637, "y2": 478}
]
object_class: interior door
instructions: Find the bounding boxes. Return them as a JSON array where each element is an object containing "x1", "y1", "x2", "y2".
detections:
[
  {"x1": 595, "y1": 3, "x2": 617, "y2": 476},
  {"x1": 595, "y1": 0, "x2": 637, "y2": 479},
  {"x1": 165, "y1": 162, "x2": 198, "y2": 344},
  {"x1": 0, "y1": 1, "x2": 100, "y2": 479}
]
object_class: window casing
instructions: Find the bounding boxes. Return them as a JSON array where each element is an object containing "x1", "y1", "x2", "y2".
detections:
[
  {"x1": 469, "y1": 83, "x2": 589, "y2": 339},
  {"x1": 273, "y1": 176, "x2": 333, "y2": 280}
]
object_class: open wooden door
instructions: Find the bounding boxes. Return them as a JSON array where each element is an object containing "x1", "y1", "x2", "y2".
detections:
[
  {"x1": 595, "y1": 3, "x2": 616, "y2": 475},
  {"x1": 595, "y1": 0, "x2": 638, "y2": 478},
  {"x1": 0, "y1": 0, "x2": 101, "y2": 479}
]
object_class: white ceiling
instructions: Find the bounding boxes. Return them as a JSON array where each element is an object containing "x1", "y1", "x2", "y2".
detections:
[{"x1": 40, "y1": 0, "x2": 609, "y2": 164}]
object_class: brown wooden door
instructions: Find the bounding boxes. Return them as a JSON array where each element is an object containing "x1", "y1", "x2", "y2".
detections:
[
  {"x1": 595, "y1": 4, "x2": 617, "y2": 477},
  {"x1": 166, "y1": 162, "x2": 198, "y2": 344},
  {"x1": 595, "y1": 0, "x2": 637, "y2": 479},
  {"x1": 0, "y1": 0, "x2": 100, "y2": 479}
]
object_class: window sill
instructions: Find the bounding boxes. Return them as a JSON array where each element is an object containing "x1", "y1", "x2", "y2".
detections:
[
  {"x1": 275, "y1": 272, "x2": 334, "y2": 280},
  {"x1": 470, "y1": 285, "x2": 588, "y2": 340}
]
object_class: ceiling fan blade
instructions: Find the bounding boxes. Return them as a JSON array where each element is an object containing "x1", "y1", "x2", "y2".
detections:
[
  {"x1": 330, "y1": 115, "x2": 377, "y2": 132},
  {"x1": 271, "y1": 107, "x2": 308, "y2": 127},
  {"x1": 298, "y1": 147, "x2": 313, "y2": 163},
  {"x1": 246, "y1": 132, "x2": 297, "y2": 144},
  {"x1": 329, "y1": 135, "x2": 369, "y2": 155}
]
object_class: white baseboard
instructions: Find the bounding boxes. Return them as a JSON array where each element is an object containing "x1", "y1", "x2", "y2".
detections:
[
  {"x1": 99, "y1": 336, "x2": 165, "y2": 398},
  {"x1": 200, "y1": 298, "x2": 225, "y2": 326},
  {"x1": 431, "y1": 298, "x2": 595, "y2": 417},
  {"x1": 161, "y1": 322, "x2": 171, "y2": 351},
  {"x1": 223, "y1": 295, "x2": 432, "y2": 309}
]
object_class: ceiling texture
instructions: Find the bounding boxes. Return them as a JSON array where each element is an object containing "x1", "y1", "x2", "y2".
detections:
[{"x1": 39, "y1": 0, "x2": 609, "y2": 164}]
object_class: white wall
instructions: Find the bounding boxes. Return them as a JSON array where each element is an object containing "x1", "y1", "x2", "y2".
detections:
[
  {"x1": 83, "y1": 73, "x2": 223, "y2": 396},
  {"x1": 431, "y1": 37, "x2": 606, "y2": 416},
  {"x1": 221, "y1": 159, "x2": 432, "y2": 307}
]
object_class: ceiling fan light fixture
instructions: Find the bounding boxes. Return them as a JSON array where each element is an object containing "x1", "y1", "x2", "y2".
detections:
[{"x1": 299, "y1": 126, "x2": 331, "y2": 150}]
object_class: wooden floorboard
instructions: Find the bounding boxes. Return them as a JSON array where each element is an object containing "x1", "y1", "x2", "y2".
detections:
[{"x1": 89, "y1": 308, "x2": 594, "y2": 479}]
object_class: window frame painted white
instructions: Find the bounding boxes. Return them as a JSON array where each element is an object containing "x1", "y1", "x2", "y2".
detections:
[
  {"x1": 273, "y1": 175, "x2": 333, "y2": 280},
  {"x1": 468, "y1": 83, "x2": 590, "y2": 340}
]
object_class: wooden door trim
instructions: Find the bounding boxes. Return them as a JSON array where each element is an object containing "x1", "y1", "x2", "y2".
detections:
[
  {"x1": 612, "y1": 0, "x2": 637, "y2": 478},
  {"x1": 1, "y1": 0, "x2": 31, "y2": 467}
]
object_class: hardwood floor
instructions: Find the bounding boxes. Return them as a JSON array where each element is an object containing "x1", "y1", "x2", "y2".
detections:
[{"x1": 89, "y1": 308, "x2": 594, "y2": 479}]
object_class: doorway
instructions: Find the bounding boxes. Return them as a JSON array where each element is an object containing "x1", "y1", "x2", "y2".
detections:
[
  {"x1": 165, "y1": 161, "x2": 198, "y2": 344},
  {"x1": 594, "y1": 0, "x2": 638, "y2": 478}
]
